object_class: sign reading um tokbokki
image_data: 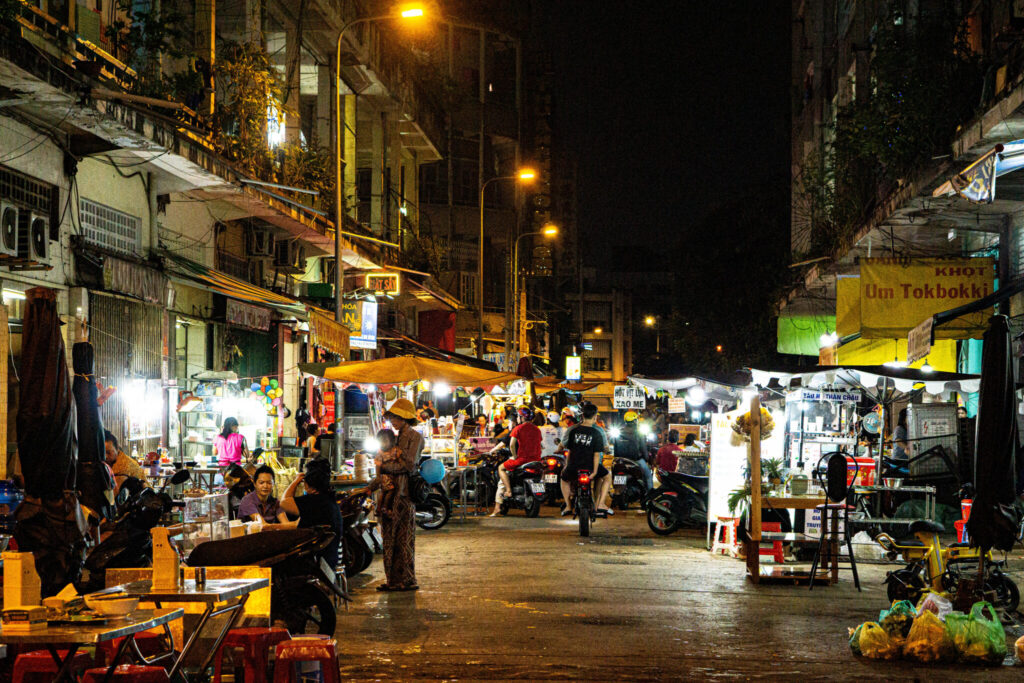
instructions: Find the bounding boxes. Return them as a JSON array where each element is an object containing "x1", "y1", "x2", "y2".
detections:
[{"x1": 859, "y1": 258, "x2": 993, "y2": 339}]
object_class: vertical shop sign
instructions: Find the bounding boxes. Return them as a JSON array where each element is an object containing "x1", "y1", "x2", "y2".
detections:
[{"x1": 342, "y1": 300, "x2": 378, "y2": 350}]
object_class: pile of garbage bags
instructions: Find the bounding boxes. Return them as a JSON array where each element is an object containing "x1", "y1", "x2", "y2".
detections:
[{"x1": 849, "y1": 593, "x2": 1018, "y2": 665}]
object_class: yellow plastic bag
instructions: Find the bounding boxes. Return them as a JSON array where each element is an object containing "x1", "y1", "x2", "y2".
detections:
[
  {"x1": 1015, "y1": 634, "x2": 1024, "y2": 664},
  {"x1": 903, "y1": 610, "x2": 954, "y2": 662},
  {"x1": 859, "y1": 622, "x2": 902, "y2": 660}
]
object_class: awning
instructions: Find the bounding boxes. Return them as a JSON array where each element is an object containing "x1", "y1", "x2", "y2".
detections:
[
  {"x1": 534, "y1": 378, "x2": 601, "y2": 394},
  {"x1": 308, "y1": 309, "x2": 351, "y2": 357},
  {"x1": 379, "y1": 330, "x2": 498, "y2": 370},
  {"x1": 627, "y1": 376, "x2": 744, "y2": 402},
  {"x1": 750, "y1": 365, "x2": 980, "y2": 399},
  {"x1": 163, "y1": 252, "x2": 306, "y2": 315},
  {"x1": 408, "y1": 279, "x2": 459, "y2": 310},
  {"x1": 298, "y1": 355, "x2": 521, "y2": 389}
]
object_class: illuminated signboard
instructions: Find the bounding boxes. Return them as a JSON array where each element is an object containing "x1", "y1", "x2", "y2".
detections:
[
  {"x1": 566, "y1": 355, "x2": 581, "y2": 381},
  {"x1": 366, "y1": 272, "x2": 400, "y2": 295}
]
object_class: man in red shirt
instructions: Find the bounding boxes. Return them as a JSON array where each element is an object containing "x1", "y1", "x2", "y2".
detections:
[
  {"x1": 491, "y1": 407, "x2": 543, "y2": 515},
  {"x1": 655, "y1": 429, "x2": 682, "y2": 473}
]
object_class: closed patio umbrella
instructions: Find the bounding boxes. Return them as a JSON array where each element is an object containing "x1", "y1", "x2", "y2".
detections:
[
  {"x1": 967, "y1": 315, "x2": 1018, "y2": 551},
  {"x1": 72, "y1": 342, "x2": 115, "y2": 521}
]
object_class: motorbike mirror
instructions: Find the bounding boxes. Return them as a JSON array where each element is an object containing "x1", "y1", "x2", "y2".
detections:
[{"x1": 166, "y1": 470, "x2": 191, "y2": 489}]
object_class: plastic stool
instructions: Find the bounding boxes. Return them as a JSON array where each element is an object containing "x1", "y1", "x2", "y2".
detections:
[
  {"x1": 14, "y1": 649, "x2": 93, "y2": 683},
  {"x1": 710, "y1": 516, "x2": 739, "y2": 556},
  {"x1": 98, "y1": 631, "x2": 167, "y2": 666},
  {"x1": 214, "y1": 627, "x2": 291, "y2": 683},
  {"x1": 273, "y1": 638, "x2": 340, "y2": 683},
  {"x1": 82, "y1": 665, "x2": 169, "y2": 682},
  {"x1": 758, "y1": 522, "x2": 786, "y2": 563}
]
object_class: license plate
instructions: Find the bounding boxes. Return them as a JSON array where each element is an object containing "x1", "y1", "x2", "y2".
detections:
[
  {"x1": 543, "y1": 474, "x2": 558, "y2": 483},
  {"x1": 613, "y1": 475, "x2": 627, "y2": 485},
  {"x1": 528, "y1": 481, "x2": 546, "y2": 494}
]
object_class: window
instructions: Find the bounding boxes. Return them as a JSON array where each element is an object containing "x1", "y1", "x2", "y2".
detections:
[
  {"x1": 79, "y1": 198, "x2": 141, "y2": 255},
  {"x1": 459, "y1": 272, "x2": 477, "y2": 307},
  {"x1": 583, "y1": 339, "x2": 611, "y2": 372},
  {"x1": 584, "y1": 301, "x2": 611, "y2": 330}
]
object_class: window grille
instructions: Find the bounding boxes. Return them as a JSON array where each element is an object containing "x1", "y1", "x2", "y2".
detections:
[{"x1": 79, "y1": 197, "x2": 141, "y2": 255}]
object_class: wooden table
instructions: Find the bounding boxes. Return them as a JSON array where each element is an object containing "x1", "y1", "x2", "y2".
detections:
[
  {"x1": 93, "y1": 578, "x2": 268, "y2": 679},
  {"x1": 745, "y1": 495, "x2": 829, "y2": 585},
  {"x1": 0, "y1": 608, "x2": 184, "y2": 681}
]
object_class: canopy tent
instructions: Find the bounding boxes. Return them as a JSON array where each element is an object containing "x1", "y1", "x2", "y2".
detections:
[
  {"x1": 298, "y1": 355, "x2": 522, "y2": 389},
  {"x1": 750, "y1": 365, "x2": 980, "y2": 403},
  {"x1": 533, "y1": 377, "x2": 600, "y2": 394},
  {"x1": 627, "y1": 375, "x2": 746, "y2": 403}
]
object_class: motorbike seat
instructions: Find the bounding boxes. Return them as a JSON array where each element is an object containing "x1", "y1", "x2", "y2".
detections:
[
  {"x1": 908, "y1": 519, "x2": 945, "y2": 535},
  {"x1": 187, "y1": 527, "x2": 323, "y2": 567},
  {"x1": 947, "y1": 542, "x2": 971, "y2": 548},
  {"x1": 512, "y1": 460, "x2": 543, "y2": 475},
  {"x1": 662, "y1": 470, "x2": 710, "y2": 495},
  {"x1": 895, "y1": 538, "x2": 927, "y2": 547}
]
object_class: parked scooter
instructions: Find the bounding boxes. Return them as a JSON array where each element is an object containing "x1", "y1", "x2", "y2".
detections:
[
  {"x1": 188, "y1": 526, "x2": 347, "y2": 635},
  {"x1": 477, "y1": 449, "x2": 546, "y2": 517},
  {"x1": 416, "y1": 486, "x2": 452, "y2": 530},
  {"x1": 610, "y1": 457, "x2": 646, "y2": 510},
  {"x1": 77, "y1": 470, "x2": 192, "y2": 593},
  {"x1": 645, "y1": 468, "x2": 709, "y2": 535},
  {"x1": 336, "y1": 489, "x2": 381, "y2": 577}
]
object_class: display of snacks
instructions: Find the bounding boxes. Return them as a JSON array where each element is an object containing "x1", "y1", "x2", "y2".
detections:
[{"x1": 179, "y1": 493, "x2": 229, "y2": 555}]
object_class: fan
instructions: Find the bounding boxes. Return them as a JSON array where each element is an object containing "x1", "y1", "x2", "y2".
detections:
[{"x1": 0, "y1": 204, "x2": 17, "y2": 257}]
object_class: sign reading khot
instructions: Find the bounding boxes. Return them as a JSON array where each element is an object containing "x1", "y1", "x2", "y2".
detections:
[{"x1": 859, "y1": 258, "x2": 993, "y2": 339}]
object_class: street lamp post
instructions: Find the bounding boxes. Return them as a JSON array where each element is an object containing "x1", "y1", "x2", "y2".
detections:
[
  {"x1": 333, "y1": 6, "x2": 424, "y2": 465},
  {"x1": 477, "y1": 168, "x2": 535, "y2": 360},
  {"x1": 512, "y1": 223, "x2": 558, "y2": 361},
  {"x1": 644, "y1": 315, "x2": 660, "y2": 353}
]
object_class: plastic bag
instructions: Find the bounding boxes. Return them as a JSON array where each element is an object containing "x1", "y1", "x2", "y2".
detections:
[
  {"x1": 879, "y1": 600, "x2": 916, "y2": 640},
  {"x1": 916, "y1": 591, "x2": 953, "y2": 620},
  {"x1": 859, "y1": 622, "x2": 902, "y2": 660},
  {"x1": 851, "y1": 531, "x2": 886, "y2": 560},
  {"x1": 903, "y1": 610, "x2": 954, "y2": 662},
  {"x1": 946, "y1": 601, "x2": 1007, "y2": 664},
  {"x1": 849, "y1": 623, "x2": 864, "y2": 656},
  {"x1": 1015, "y1": 634, "x2": 1024, "y2": 664}
]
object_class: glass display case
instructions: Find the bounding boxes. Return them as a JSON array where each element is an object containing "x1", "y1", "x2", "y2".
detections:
[
  {"x1": 783, "y1": 387, "x2": 860, "y2": 472},
  {"x1": 179, "y1": 493, "x2": 230, "y2": 555}
]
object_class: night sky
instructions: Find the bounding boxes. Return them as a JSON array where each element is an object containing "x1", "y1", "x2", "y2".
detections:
[{"x1": 549, "y1": 1, "x2": 792, "y2": 266}]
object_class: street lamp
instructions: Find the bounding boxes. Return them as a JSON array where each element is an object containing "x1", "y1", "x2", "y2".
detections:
[
  {"x1": 333, "y1": 4, "x2": 425, "y2": 464},
  {"x1": 511, "y1": 222, "x2": 558, "y2": 360},
  {"x1": 644, "y1": 315, "x2": 660, "y2": 353},
  {"x1": 477, "y1": 167, "x2": 537, "y2": 359}
]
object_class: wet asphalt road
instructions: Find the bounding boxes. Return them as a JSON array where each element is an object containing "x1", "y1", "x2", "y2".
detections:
[{"x1": 338, "y1": 509, "x2": 1024, "y2": 681}]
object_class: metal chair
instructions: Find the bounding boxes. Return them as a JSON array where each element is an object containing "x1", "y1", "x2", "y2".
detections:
[{"x1": 809, "y1": 451, "x2": 861, "y2": 591}]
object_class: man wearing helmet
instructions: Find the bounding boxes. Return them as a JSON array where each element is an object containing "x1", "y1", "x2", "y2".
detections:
[
  {"x1": 490, "y1": 406, "x2": 543, "y2": 516},
  {"x1": 540, "y1": 411, "x2": 563, "y2": 457},
  {"x1": 615, "y1": 411, "x2": 652, "y2": 491},
  {"x1": 559, "y1": 402, "x2": 613, "y2": 516}
]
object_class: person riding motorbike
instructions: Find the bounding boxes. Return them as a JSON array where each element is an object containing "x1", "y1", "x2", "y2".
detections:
[
  {"x1": 491, "y1": 407, "x2": 544, "y2": 516},
  {"x1": 559, "y1": 402, "x2": 613, "y2": 516},
  {"x1": 615, "y1": 412, "x2": 652, "y2": 491},
  {"x1": 540, "y1": 411, "x2": 563, "y2": 456}
]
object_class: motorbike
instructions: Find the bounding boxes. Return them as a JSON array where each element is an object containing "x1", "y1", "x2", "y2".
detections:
[
  {"x1": 610, "y1": 457, "x2": 646, "y2": 510},
  {"x1": 416, "y1": 485, "x2": 452, "y2": 530},
  {"x1": 645, "y1": 468, "x2": 709, "y2": 535},
  {"x1": 188, "y1": 526, "x2": 347, "y2": 635},
  {"x1": 540, "y1": 454, "x2": 564, "y2": 506},
  {"x1": 77, "y1": 470, "x2": 192, "y2": 593},
  {"x1": 336, "y1": 489, "x2": 381, "y2": 577},
  {"x1": 476, "y1": 449, "x2": 546, "y2": 517},
  {"x1": 569, "y1": 469, "x2": 607, "y2": 537}
]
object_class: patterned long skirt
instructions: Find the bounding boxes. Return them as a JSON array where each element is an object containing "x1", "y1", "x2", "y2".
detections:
[{"x1": 381, "y1": 493, "x2": 417, "y2": 588}]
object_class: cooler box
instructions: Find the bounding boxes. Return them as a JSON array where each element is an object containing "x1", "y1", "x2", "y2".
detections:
[{"x1": 846, "y1": 457, "x2": 875, "y2": 487}]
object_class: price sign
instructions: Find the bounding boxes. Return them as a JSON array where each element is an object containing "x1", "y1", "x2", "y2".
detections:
[
  {"x1": 667, "y1": 397, "x2": 687, "y2": 414},
  {"x1": 613, "y1": 386, "x2": 646, "y2": 410}
]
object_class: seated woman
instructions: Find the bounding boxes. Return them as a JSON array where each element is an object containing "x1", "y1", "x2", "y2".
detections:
[
  {"x1": 238, "y1": 465, "x2": 292, "y2": 526},
  {"x1": 280, "y1": 459, "x2": 343, "y2": 569}
]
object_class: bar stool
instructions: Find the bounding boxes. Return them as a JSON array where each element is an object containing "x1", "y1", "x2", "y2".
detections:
[
  {"x1": 710, "y1": 516, "x2": 739, "y2": 556},
  {"x1": 809, "y1": 452, "x2": 861, "y2": 591},
  {"x1": 97, "y1": 632, "x2": 168, "y2": 666},
  {"x1": 273, "y1": 638, "x2": 340, "y2": 683},
  {"x1": 81, "y1": 665, "x2": 169, "y2": 682},
  {"x1": 759, "y1": 522, "x2": 786, "y2": 563},
  {"x1": 13, "y1": 649, "x2": 93, "y2": 683},
  {"x1": 213, "y1": 627, "x2": 291, "y2": 683}
]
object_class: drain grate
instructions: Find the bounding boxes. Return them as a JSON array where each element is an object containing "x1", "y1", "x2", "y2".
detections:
[{"x1": 587, "y1": 536, "x2": 654, "y2": 546}]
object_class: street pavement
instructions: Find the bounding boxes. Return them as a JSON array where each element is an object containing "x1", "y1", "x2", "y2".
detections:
[{"x1": 338, "y1": 508, "x2": 1024, "y2": 681}]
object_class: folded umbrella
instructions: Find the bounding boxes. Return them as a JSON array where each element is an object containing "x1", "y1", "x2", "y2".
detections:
[{"x1": 72, "y1": 342, "x2": 115, "y2": 521}]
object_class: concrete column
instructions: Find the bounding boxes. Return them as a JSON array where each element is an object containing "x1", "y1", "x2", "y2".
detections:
[
  {"x1": 316, "y1": 65, "x2": 332, "y2": 147},
  {"x1": 387, "y1": 118, "x2": 401, "y2": 242},
  {"x1": 343, "y1": 94, "x2": 357, "y2": 219},
  {"x1": 242, "y1": 0, "x2": 262, "y2": 45},
  {"x1": 370, "y1": 112, "x2": 385, "y2": 235},
  {"x1": 284, "y1": 23, "x2": 302, "y2": 144}
]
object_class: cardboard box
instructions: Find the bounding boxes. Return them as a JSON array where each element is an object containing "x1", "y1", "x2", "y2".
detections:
[
  {"x1": 2, "y1": 552, "x2": 41, "y2": 608},
  {"x1": 1, "y1": 606, "x2": 47, "y2": 632}
]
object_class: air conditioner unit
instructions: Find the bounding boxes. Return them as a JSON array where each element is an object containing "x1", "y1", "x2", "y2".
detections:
[
  {"x1": 0, "y1": 202, "x2": 19, "y2": 257},
  {"x1": 273, "y1": 239, "x2": 306, "y2": 274},
  {"x1": 248, "y1": 228, "x2": 275, "y2": 257},
  {"x1": 17, "y1": 210, "x2": 48, "y2": 263}
]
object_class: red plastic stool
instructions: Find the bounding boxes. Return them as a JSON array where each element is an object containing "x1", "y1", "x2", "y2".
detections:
[
  {"x1": 98, "y1": 631, "x2": 168, "y2": 666},
  {"x1": 759, "y1": 522, "x2": 786, "y2": 563},
  {"x1": 14, "y1": 649, "x2": 93, "y2": 683},
  {"x1": 273, "y1": 638, "x2": 340, "y2": 683},
  {"x1": 82, "y1": 665, "x2": 169, "y2": 682},
  {"x1": 214, "y1": 627, "x2": 291, "y2": 683}
]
